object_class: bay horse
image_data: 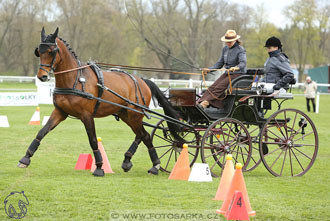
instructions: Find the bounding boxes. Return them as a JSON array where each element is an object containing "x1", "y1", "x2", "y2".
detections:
[{"x1": 18, "y1": 27, "x2": 181, "y2": 176}]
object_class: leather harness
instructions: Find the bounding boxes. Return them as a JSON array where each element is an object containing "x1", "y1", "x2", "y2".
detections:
[{"x1": 53, "y1": 62, "x2": 146, "y2": 117}]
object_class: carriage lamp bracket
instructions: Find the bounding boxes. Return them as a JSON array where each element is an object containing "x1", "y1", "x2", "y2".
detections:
[{"x1": 298, "y1": 117, "x2": 307, "y2": 136}]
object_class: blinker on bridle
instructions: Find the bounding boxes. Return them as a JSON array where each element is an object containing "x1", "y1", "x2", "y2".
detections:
[{"x1": 35, "y1": 41, "x2": 59, "y2": 79}]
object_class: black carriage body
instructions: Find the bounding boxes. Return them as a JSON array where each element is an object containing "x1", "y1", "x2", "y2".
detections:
[{"x1": 156, "y1": 68, "x2": 317, "y2": 177}]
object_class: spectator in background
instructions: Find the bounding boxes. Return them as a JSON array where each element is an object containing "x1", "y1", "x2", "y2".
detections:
[{"x1": 304, "y1": 76, "x2": 317, "y2": 112}]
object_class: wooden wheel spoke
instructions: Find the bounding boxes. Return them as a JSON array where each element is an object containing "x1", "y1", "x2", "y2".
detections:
[
  {"x1": 266, "y1": 127, "x2": 284, "y2": 141},
  {"x1": 270, "y1": 149, "x2": 284, "y2": 170},
  {"x1": 289, "y1": 112, "x2": 298, "y2": 138},
  {"x1": 188, "y1": 151, "x2": 196, "y2": 157},
  {"x1": 280, "y1": 148, "x2": 288, "y2": 176},
  {"x1": 283, "y1": 111, "x2": 289, "y2": 138},
  {"x1": 226, "y1": 122, "x2": 235, "y2": 143},
  {"x1": 289, "y1": 148, "x2": 293, "y2": 176},
  {"x1": 292, "y1": 146, "x2": 312, "y2": 160},
  {"x1": 164, "y1": 149, "x2": 174, "y2": 170},
  {"x1": 205, "y1": 149, "x2": 222, "y2": 159},
  {"x1": 292, "y1": 131, "x2": 314, "y2": 143},
  {"x1": 210, "y1": 156, "x2": 223, "y2": 171},
  {"x1": 293, "y1": 143, "x2": 315, "y2": 147},
  {"x1": 264, "y1": 145, "x2": 282, "y2": 156},
  {"x1": 154, "y1": 133, "x2": 173, "y2": 143},
  {"x1": 231, "y1": 148, "x2": 250, "y2": 157},
  {"x1": 159, "y1": 147, "x2": 174, "y2": 159},
  {"x1": 154, "y1": 144, "x2": 174, "y2": 149},
  {"x1": 274, "y1": 118, "x2": 287, "y2": 139},
  {"x1": 262, "y1": 141, "x2": 283, "y2": 145},
  {"x1": 290, "y1": 148, "x2": 306, "y2": 171}
]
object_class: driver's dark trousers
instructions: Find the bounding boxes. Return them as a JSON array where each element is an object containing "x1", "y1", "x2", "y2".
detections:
[{"x1": 198, "y1": 73, "x2": 240, "y2": 109}]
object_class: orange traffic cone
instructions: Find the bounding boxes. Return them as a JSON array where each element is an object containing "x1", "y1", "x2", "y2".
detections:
[
  {"x1": 75, "y1": 154, "x2": 93, "y2": 170},
  {"x1": 216, "y1": 163, "x2": 256, "y2": 216},
  {"x1": 213, "y1": 154, "x2": 235, "y2": 200},
  {"x1": 225, "y1": 191, "x2": 249, "y2": 220},
  {"x1": 29, "y1": 107, "x2": 40, "y2": 125},
  {"x1": 90, "y1": 137, "x2": 114, "y2": 174},
  {"x1": 168, "y1": 143, "x2": 190, "y2": 180}
]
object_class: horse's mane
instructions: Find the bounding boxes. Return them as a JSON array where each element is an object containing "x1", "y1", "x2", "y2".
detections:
[{"x1": 57, "y1": 37, "x2": 78, "y2": 60}]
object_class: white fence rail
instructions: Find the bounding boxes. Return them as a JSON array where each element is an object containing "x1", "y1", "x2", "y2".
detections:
[
  {"x1": 0, "y1": 76, "x2": 35, "y2": 83},
  {"x1": 1, "y1": 76, "x2": 330, "y2": 114},
  {"x1": 1, "y1": 75, "x2": 330, "y2": 88}
]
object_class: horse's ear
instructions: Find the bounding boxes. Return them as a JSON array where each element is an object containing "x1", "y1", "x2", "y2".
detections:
[
  {"x1": 34, "y1": 47, "x2": 40, "y2": 57},
  {"x1": 52, "y1": 27, "x2": 59, "y2": 40},
  {"x1": 41, "y1": 27, "x2": 46, "y2": 41}
]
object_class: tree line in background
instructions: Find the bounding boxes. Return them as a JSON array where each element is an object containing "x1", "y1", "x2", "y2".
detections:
[{"x1": 0, "y1": 0, "x2": 329, "y2": 82}]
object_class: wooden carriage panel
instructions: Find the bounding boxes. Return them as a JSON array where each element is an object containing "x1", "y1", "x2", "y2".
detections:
[{"x1": 169, "y1": 88, "x2": 196, "y2": 107}]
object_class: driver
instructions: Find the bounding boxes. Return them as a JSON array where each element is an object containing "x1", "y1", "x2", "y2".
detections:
[{"x1": 197, "y1": 29, "x2": 246, "y2": 110}]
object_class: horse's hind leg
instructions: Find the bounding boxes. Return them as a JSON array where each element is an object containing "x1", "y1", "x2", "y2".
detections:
[
  {"x1": 120, "y1": 112, "x2": 160, "y2": 174},
  {"x1": 80, "y1": 115, "x2": 104, "y2": 177},
  {"x1": 18, "y1": 108, "x2": 67, "y2": 168},
  {"x1": 140, "y1": 127, "x2": 160, "y2": 175}
]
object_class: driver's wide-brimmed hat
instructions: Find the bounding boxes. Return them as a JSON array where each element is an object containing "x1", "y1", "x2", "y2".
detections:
[{"x1": 221, "y1": 30, "x2": 240, "y2": 42}]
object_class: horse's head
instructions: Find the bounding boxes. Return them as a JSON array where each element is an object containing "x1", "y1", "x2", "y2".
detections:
[{"x1": 34, "y1": 27, "x2": 60, "y2": 82}]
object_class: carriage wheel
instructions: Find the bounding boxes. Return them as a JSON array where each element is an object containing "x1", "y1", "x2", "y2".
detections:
[
  {"x1": 201, "y1": 118, "x2": 252, "y2": 177},
  {"x1": 150, "y1": 119, "x2": 200, "y2": 173},
  {"x1": 244, "y1": 124, "x2": 262, "y2": 172},
  {"x1": 260, "y1": 108, "x2": 318, "y2": 177}
]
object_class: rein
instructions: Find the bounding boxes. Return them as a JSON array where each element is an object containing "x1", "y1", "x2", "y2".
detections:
[
  {"x1": 96, "y1": 62, "x2": 202, "y2": 76},
  {"x1": 54, "y1": 64, "x2": 92, "y2": 75}
]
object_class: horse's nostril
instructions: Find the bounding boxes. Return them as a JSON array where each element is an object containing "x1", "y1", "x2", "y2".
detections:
[{"x1": 41, "y1": 75, "x2": 48, "y2": 81}]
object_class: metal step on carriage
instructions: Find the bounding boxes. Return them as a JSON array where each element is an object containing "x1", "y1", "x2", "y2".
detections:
[{"x1": 150, "y1": 68, "x2": 318, "y2": 177}]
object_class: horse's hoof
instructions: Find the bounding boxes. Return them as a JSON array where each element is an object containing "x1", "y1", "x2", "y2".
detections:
[
  {"x1": 18, "y1": 157, "x2": 30, "y2": 168},
  {"x1": 17, "y1": 163, "x2": 28, "y2": 168},
  {"x1": 92, "y1": 169, "x2": 105, "y2": 177},
  {"x1": 148, "y1": 167, "x2": 159, "y2": 175},
  {"x1": 122, "y1": 161, "x2": 133, "y2": 172}
]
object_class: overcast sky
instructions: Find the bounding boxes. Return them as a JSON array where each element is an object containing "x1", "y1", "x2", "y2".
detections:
[{"x1": 230, "y1": 0, "x2": 294, "y2": 28}]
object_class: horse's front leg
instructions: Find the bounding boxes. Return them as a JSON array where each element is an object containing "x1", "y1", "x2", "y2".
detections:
[
  {"x1": 80, "y1": 115, "x2": 104, "y2": 177},
  {"x1": 18, "y1": 108, "x2": 67, "y2": 168}
]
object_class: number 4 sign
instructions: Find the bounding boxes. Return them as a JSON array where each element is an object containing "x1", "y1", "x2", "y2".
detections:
[{"x1": 225, "y1": 191, "x2": 249, "y2": 220}]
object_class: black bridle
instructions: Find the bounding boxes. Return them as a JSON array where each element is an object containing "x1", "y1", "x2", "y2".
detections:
[{"x1": 34, "y1": 42, "x2": 59, "y2": 79}]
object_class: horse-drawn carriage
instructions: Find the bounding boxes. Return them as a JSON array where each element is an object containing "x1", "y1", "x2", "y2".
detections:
[
  {"x1": 21, "y1": 28, "x2": 318, "y2": 177},
  {"x1": 150, "y1": 69, "x2": 318, "y2": 177}
]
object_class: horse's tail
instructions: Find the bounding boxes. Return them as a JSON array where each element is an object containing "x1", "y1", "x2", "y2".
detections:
[{"x1": 142, "y1": 79, "x2": 185, "y2": 142}]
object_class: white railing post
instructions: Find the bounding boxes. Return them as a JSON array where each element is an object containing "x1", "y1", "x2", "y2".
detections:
[
  {"x1": 189, "y1": 78, "x2": 193, "y2": 88},
  {"x1": 316, "y1": 92, "x2": 320, "y2": 114}
]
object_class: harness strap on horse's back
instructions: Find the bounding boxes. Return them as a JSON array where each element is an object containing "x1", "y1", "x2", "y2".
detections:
[
  {"x1": 107, "y1": 68, "x2": 146, "y2": 106},
  {"x1": 88, "y1": 62, "x2": 105, "y2": 116}
]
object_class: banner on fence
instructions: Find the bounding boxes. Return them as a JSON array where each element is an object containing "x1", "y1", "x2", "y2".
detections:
[
  {"x1": 0, "y1": 92, "x2": 38, "y2": 106},
  {"x1": 36, "y1": 79, "x2": 54, "y2": 104}
]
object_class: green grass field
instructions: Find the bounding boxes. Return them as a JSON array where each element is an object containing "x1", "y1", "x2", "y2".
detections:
[{"x1": 0, "y1": 82, "x2": 330, "y2": 220}]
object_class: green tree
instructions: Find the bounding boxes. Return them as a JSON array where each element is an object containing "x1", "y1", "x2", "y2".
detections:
[{"x1": 284, "y1": 0, "x2": 326, "y2": 82}]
